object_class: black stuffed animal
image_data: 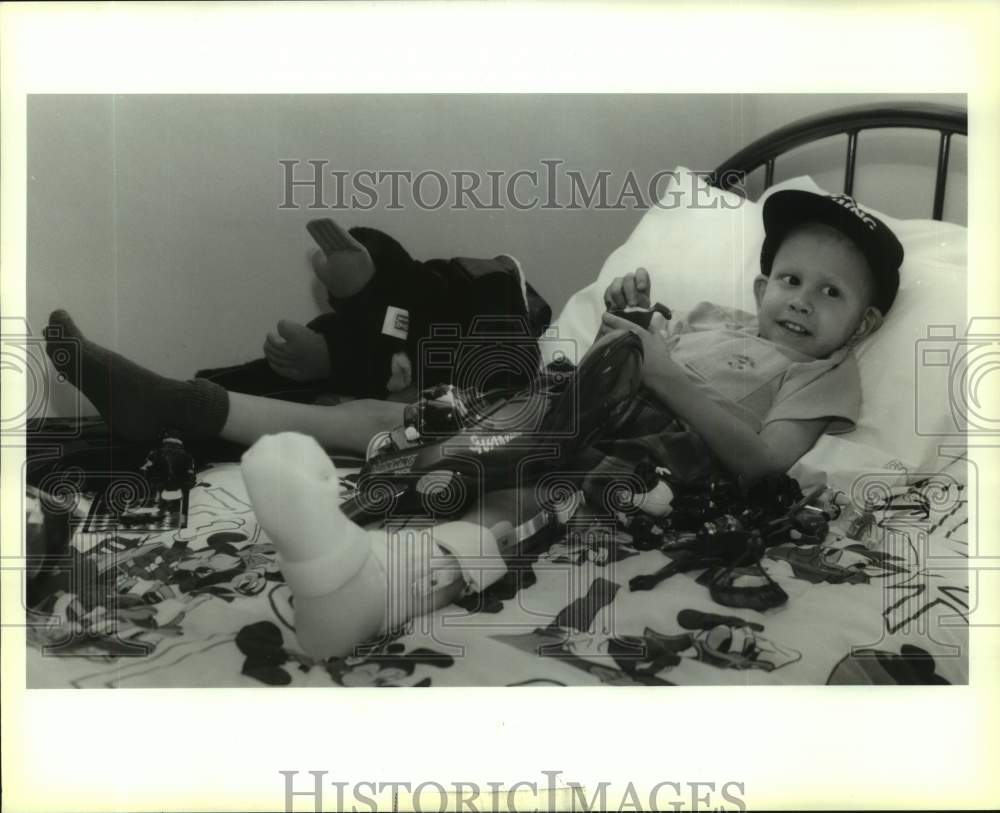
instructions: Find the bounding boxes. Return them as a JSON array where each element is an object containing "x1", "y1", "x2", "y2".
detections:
[
  {"x1": 197, "y1": 221, "x2": 552, "y2": 402},
  {"x1": 313, "y1": 221, "x2": 549, "y2": 398}
]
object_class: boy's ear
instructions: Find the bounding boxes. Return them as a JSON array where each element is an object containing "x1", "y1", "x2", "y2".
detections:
[
  {"x1": 753, "y1": 275, "x2": 769, "y2": 308},
  {"x1": 850, "y1": 305, "x2": 884, "y2": 345}
]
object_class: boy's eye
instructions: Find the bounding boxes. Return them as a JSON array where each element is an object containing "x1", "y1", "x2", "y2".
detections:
[
  {"x1": 778, "y1": 274, "x2": 799, "y2": 286},
  {"x1": 823, "y1": 286, "x2": 841, "y2": 298}
]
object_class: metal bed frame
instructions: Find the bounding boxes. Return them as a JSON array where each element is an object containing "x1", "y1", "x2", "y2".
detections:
[{"x1": 710, "y1": 102, "x2": 967, "y2": 221}]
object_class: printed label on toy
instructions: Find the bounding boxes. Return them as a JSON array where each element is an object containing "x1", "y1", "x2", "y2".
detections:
[
  {"x1": 368, "y1": 452, "x2": 418, "y2": 473},
  {"x1": 469, "y1": 433, "x2": 518, "y2": 453},
  {"x1": 382, "y1": 306, "x2": 410, "y2": 341}
]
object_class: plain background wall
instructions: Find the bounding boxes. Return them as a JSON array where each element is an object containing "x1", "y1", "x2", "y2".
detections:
[{"x1": 27, "y1": 93, "x2": 966, "y2": 416}]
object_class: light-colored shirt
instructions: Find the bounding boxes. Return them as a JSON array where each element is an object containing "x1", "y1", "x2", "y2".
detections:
[{"x1": 661, "y1": 301, "x2": 861, "y2": 434}]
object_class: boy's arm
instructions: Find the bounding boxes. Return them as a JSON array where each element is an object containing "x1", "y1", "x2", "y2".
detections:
[
  {"x1": 601, "y1": 313, "x2": 828, "y2": 482},
  {"x1": 643, "y1": 364, "x2": 828, "y2": 481}
]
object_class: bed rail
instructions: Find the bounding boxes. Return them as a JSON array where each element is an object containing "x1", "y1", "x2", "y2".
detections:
[{"x1": 710, "y1": 102, "x2": 967, "y2": 221}]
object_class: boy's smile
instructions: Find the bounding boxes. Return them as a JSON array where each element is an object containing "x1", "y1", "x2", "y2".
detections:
[{"x1": 754, "y1": 222, "x2": 882, "y2": 359}]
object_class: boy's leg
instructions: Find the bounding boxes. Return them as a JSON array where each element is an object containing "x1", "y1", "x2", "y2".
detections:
[
  {"x1": 196, "y1": 358, "x2": 329, "y2": 404},
  {"x1": 241, "y1": 432, "x2": 515, "y2": 660},
  {"x1": 44, "y1": 309, "x2": 403, "y2": 453},
  {"x1": 45, "y1": 309, "x2": 230, "y2": 445},
  {"x1": 223, "y1": 393, "x2": 403, "y2": 454}
]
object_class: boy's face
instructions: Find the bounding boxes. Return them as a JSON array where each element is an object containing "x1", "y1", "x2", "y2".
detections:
[{"x1": 754, "y1": 223, "x2": 883, "y2": 359}]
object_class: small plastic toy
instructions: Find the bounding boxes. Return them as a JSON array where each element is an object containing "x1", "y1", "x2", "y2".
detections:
[
  {"x1": 623, "y1": 476, "x2": 847, "y2": 610},
  {"x1": 139, "y1": 432, "x2": 196, "y2": 492},
  {"x1": 607, "y1": 302, "x2": 673, "y2": 331},
  {"x1": 629, "y1": 529, "x2": 753, "y2": 591}
]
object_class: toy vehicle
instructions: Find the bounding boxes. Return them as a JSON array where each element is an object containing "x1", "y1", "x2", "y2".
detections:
[{"x1": 341, "y1": 328, "x2": 646, "y2": 524}]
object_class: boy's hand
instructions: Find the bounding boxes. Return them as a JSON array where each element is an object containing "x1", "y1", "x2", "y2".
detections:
[
  {"x1": 603, "y1": 267, "x2": 651, "y2": 311},
  {"x1": 263, "y1": 320, "x2": 332, "y2": 382},
  {"x1": 596, "y1": 267, "x2": 653, "y2": 339},
  {"x1": 601, "y1": 312, "x2": 678, "y2": 388}
]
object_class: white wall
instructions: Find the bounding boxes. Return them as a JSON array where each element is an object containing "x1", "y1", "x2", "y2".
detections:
[{"x1": 27, "y1": 94, "x2": 965, "y2": 417}]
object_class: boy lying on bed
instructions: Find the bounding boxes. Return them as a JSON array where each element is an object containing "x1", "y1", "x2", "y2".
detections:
[{"x1": 43, "y1": 190, "x2": 903, "y2": 660}]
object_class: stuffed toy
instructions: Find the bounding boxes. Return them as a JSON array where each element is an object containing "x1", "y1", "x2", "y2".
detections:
[
  {"x1": 196, "y1": 220, "x2": 552, "y2": 401},
  {"x1": 309, "y1": 219, "x2": 551, "y2": 397}
]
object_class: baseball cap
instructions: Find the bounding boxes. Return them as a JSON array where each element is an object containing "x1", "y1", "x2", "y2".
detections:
[{"x1": 760, "y1": 190, "x2": 905, "y2": 314}]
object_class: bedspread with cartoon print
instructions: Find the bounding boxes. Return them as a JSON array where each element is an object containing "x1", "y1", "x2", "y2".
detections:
[{"x1": 25, "y1": 458, "x2": 970, "y2": 688}]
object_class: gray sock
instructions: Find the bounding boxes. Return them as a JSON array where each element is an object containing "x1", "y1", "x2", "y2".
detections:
[{"x1": 45, "y1": 309, "x2": 229, "y2": 444}]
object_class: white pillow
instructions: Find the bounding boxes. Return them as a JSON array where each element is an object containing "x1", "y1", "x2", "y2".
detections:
[{"x1": 550, "y1": 167, "x2": 968, "y2": 481}]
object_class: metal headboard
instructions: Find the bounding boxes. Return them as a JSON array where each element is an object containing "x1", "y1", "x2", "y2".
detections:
[{"x1": 710, "y1": 102, "x2": 967, "y2": 221}]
